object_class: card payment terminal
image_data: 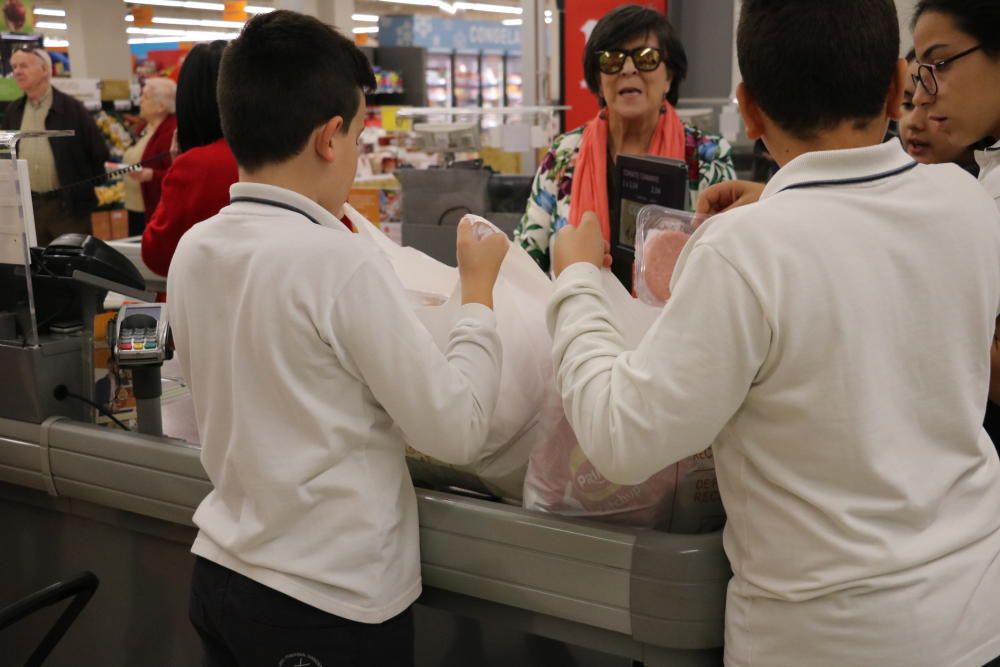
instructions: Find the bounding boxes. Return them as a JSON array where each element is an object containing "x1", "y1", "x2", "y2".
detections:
[{"x1": 110, "y1": 303, "x2": 171, "y2": 365}]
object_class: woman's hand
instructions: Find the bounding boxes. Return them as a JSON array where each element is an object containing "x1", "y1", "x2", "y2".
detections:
[
  {"x1": 128, "y1": 168, "x2": 154, "y2": 183},
  {"x1": 457, "y1": 219, "x2": 509, "y2": 310},
  {"x1": 553, "y1": 212, "x2": 607, "y2": 278},
  {"x1": 696, "y1": 180, "x2": 766, "y2": 216}
]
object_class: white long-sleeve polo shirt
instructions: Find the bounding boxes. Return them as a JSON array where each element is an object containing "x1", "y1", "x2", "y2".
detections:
[
  {"x1": 548, "y1": 140, "x2": 1000, "y2": 667},
  {"x1": 977, "y1": 139, "x2": 1000, "y2": 209},
  {"x1": 168, "y1": 183, "x2": 502, "y2": 623}
]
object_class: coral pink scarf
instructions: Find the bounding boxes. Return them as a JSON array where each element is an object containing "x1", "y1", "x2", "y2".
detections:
[{"x1": 569, "y1": 105, "x2": 686, "y2": 240}]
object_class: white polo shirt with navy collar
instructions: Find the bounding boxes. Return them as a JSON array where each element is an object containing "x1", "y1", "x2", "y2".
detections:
[
  {"x1": 548, "y1": 139, "x2": 1000, "y2": 667},
  {"x1": 168, "y1": 182, "x2": 502, "y2": 624},
  {"x1": 977, "y1": 139, "x2": 1000, "y2": 210}
]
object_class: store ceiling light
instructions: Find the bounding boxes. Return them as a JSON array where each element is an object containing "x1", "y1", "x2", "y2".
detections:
[
  {"x1": 352, "y1": 26, "x2": 379, "y2": 34},
  {"x1": 152, "y1": 16, "x2": 244, "y2": 28},
  {"x1": 35, "y1": 21, "x2": 67, "y2": 30},
  {"x1": 544, "y1": 9, "x2": 552, "y2": 17},
  {"x1": 33, "y1": 8, "x2": 66, "y2": 17},
  {"x1": 352, "y1": 14, "x2": 379, "y2": 22},
  {"x1": 43, "y1": 38, "x2": 69, "y2": 47},
  {"x1": 127, "y1": 26, "x2": 240, "y2": 40},
  {"x1": 501, "y1": 19, "x2": 521, "y2": 26},
  {"x1": 128, "y1": 36, "x2": 192, "y2": 44},
  {"x1": 124, "y1": 0, "x2": 226, "y2": 10},
  {"x1": 453, "y1": 2, "x2": 521, "y2": 15},
  {"x1": 122, "y1": 1, "x2": 272, "y2": 12},
  {"x1": 375, "y1": 0, "x2": 456, "y2": 15}
]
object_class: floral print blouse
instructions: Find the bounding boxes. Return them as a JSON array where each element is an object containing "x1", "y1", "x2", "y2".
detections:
[{"x1": 514, "y1": 122, "x2": 735, "y2": 272}]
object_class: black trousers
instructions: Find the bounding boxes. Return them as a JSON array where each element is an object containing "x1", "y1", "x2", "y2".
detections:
[{"x1": 189, "y1": 557, "x2": 414, "y2": 667}]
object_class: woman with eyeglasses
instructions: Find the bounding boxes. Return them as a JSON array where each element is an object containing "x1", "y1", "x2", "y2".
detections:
[
  {"x1": 911, "y1": 1, "x2": 1000, "y2": 207},
  {"x1": 900, "y1": 49, "x2": 979, "y2": 172},
  {"x1": 912, "y1": 0, "x2": 1000, "y2": 462},
  {"x1": 514, "y1": 4, "x2": 735, "y2": 278}
]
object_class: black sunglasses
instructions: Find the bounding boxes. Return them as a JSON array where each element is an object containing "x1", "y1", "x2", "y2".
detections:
[
  {"x1": 597, "y1": 47, "x2": 665, "y2": 75},
  {"x1": 912, "y1": 44, "x2": 982, "y2": 96}
]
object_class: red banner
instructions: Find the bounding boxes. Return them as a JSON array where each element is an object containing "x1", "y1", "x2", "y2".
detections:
[{"x1": 562, "y1": 0, "x2": 669, "y2": 131}]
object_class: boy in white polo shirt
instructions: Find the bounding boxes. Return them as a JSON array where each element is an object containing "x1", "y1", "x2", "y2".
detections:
[
  {"x1": 546, "y1": 0, "x2": 1000, "y2": 665},
  {"x1": 167, "y1": 10, "x2": 508, "y2": 666}
]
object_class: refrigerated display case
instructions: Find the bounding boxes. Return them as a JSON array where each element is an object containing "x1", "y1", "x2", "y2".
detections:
[
  {"x1": 482, "y1": 53, "x2": 504, "y2": 128},
  {"x1": 453, "y1": 52, "x2": 481, "y2": 110},
  {"x1": 504, "y1": 54, "x2": 523, "y2": 107},
  {"x1": 426, "y1": 51, "x2": 452, "y2": 108}
]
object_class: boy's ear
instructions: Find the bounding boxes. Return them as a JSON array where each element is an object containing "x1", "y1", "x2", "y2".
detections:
[
  {"x1": 736, "y1": 82, "x2": 765, "y2": 140},
  {"x1": 885, "y1": 58, "x2": 907, "y2": 121},
  {"x1": 315, "y1": 116, "x2": 345, "y2": 163}
]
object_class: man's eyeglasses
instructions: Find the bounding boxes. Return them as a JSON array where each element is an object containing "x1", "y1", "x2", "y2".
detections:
[
  {"x1": 597, "y1": 47, "x2": 665, "y2": 75},
  {"x1": 913, "y1": 45, "x2": 982, "y2": 96}
]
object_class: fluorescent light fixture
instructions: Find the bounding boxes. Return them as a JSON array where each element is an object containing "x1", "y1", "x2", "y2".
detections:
[
  {"x1": 124, "y1": 0, "x2": 225, "y2": 10},
  {"x1": 152, "y1": 16, "x2": 244, "y2": 28},
  {"x1": 352, "y1": 13, "x2": 379, "y2": 22},
  {"x1": 43, "y1": 38, "x2": 69, "y2": 47},
  {"x1": 544, "y1": 17, "x2": 552, "y2": 23},
  {"x1": 352, "y1": 26, "x2": 379, "y2": 34},
  {"x1": 129, "y1": 36, "x2": 185, "y2": 44},
  {"x1": 544, "y1": 9, "x2": 552, "y2": 17},
  {"x1": 123, "y1": 0, "x2": 271, "y2": 12},
  {"x1": 127, "y1": 26, "x2": 240, "y2": 40},
  {"x1": 35, "y1": 21, "x2": 67, "y2": 30},
  {"x1": 33, "y1": 8, "x2": 66, "y2": 17},
  {"x1": 454, "y1": 2, "x2": 521, "y2": 14},
  {"x1": 376, "y1": 0, "x2": 456, "y2": 15},
  {"x1": 501, "y1": 19, "x2": 521, "y2": 26}
]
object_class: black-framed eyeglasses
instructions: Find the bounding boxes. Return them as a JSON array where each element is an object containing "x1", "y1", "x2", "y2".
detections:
[
  {"x1": 913, "y1": 44, "x2": 982, "y2": 95},
  {"x1": 597, "y1": 47, "x2": 665, "y2": 75}
]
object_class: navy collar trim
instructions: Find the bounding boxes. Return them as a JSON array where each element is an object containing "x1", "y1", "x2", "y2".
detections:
[{"x1": 229, "y1": 196, "x2": 321, "y2": 226}]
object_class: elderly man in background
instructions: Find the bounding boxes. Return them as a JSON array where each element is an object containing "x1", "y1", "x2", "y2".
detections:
[{"x1": 3, "y1": 46, "x2": 109, "y2": 246}]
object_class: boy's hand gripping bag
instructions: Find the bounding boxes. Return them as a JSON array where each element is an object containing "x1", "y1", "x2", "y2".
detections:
[
  {"x1": 345, "y1": 204, "x2": 724, "y2": 531},
  {"x1": 346, "y1": 205, "x2": 559, "y2": 501}
]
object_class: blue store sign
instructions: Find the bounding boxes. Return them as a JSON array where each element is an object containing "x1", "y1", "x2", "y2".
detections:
[{"x1": 379, "y1": 15, "x2": 522, "y2": 52}]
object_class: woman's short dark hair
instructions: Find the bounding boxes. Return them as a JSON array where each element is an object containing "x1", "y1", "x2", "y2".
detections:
[
  {"x1": 912, "y1": 0, "x2": 1000, "y2": 58},
  {"x1": 175, "y1": 41, "x2": 226, "y2": 154},
  {"x1": 583, "y1": 4, "x2": 687, "y2": 107},
  {"x1": 217, "y1": 10, "x2": 376, "y2": 172}
]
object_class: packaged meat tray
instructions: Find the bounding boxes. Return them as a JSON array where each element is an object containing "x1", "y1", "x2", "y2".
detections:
[{"x1": 634, "y1": 205, "x2": 703, "y2": 306}]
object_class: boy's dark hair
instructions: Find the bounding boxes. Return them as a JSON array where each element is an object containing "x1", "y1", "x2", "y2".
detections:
[
  {"x1": 737, "y1": 0, "x2": 899, "y2": 139},
  {"x1": 583, "y1": 4, "x2": 687, "y2": 107},
  {"x1": 912, "y1": 0, "x2": 1000, "y2": 58},
  {"x1": 176, "y1": 41, "x2": 226, "y2": 154},
  {"x1": 218, "y1": 10, "x2": 376, "y2": 172}
]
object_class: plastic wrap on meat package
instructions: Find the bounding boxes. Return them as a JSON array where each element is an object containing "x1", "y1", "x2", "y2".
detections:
[{"x1": 634, "y1": 205, "x2": 706, "y2": 307}]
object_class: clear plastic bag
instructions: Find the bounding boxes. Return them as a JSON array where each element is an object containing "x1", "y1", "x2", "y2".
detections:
[{"x1": 634, "y1": 205, "x2": 704, "y2": 306}]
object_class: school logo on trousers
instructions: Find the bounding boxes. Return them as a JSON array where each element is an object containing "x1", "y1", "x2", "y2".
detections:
[{"x1": 278, "y1": 653, "x2": 323, "y2": 667}]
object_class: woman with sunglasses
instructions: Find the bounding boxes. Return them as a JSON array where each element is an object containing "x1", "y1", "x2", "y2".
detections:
[{"x1": 514, "y1": 4, "x2": 734, "y2": 277}]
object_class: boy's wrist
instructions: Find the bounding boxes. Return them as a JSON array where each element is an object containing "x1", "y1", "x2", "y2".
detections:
[{"x1": 461, "y1": 283, "x2": 494, "y2": 309}]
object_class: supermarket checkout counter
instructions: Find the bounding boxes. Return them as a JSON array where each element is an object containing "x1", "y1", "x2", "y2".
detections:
[{"x1": 0, "y1": 237, "x2": 729, "y2": 666}]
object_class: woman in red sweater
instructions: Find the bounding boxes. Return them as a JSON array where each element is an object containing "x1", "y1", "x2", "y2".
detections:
[{"x1": 142, "y1": 41, "x2": 238, "y2": 277}]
